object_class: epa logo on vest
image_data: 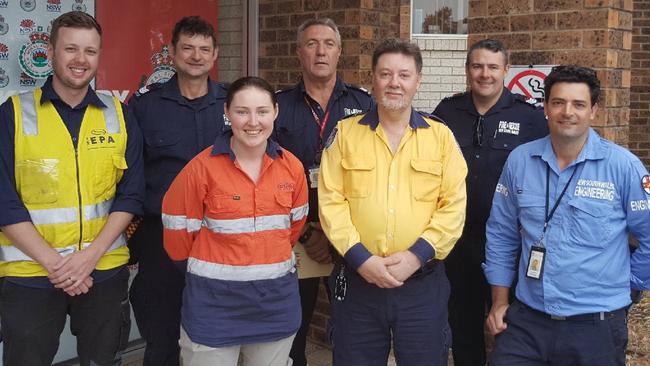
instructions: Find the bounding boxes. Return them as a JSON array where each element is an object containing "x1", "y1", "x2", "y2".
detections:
[{"x1": 86, "y1": 129, "x2": 117, "y2": 149}]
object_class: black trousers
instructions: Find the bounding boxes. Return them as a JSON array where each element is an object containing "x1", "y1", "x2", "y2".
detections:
[
  {"x1": 129, "y1": 218, "x2": 185, "y2": 366},
  {"x1": 0, "y1": 267, "x2": 131, "y2": 366},
  {"x1": 445, "y1": 247, "x2": 490, "y2": 366}
]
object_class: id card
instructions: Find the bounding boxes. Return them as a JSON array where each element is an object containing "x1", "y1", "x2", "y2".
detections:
[
  {"x1": 308, "y1": 166, "x2": 320, "y2": 189},
  {"x1": 526, "y1": 246, "x2": 545, "y2": 280}
]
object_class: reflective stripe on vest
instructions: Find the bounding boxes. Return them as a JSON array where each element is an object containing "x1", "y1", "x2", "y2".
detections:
[
  {"x1": 161, "y1": 214, "x2": 203, "y2": 233},
  {"x1": 203, "y1": 214, "x2": 290, "y2": 234},
  {"x1": 18, "y1": 92, "x2": 121, "y2": 135},
  {"x1": 0, "y1": 233, "x2": 127, "y2": 262},
  {"x1": 187, "y1": 253, "x2": 296, "y2": 281},
  {"x1": 290, "y1": 203, "x2": 308, "y2": 222},
  {"x1": 28, "y1": 199, "x2": 113, "y2": 226}
]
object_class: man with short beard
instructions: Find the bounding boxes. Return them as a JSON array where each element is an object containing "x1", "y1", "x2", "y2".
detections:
[
  {"x1": 0, "y1": 11, "x2": 144, "y2": 366},
  {"x1": 318, "y1": 38, "x2": 467, "y2": 365}
]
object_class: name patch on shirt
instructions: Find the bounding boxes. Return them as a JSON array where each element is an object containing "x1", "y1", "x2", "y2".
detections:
[
  {"x1": 344, "y1": 108, "x2": 363, "y2": 117},
  {"x1": 495, "y1": 183, "x2": 509, "y2": 197},
  {"x1": 277, "y1": 182, "x2": 295, "y2": 192},
  {"x1": 630, "y1": 199, "x2": 650, "y2": 211},
  {"x1": 573, "y1": 179, "x2": 615, "y2": 201},
  {"x1": 497, "y1": 121, "x2": 520, "y2": 135}
]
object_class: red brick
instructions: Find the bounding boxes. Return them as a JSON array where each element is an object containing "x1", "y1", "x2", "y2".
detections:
[
  {"x1": 533, "y1": 31, "x2": 582, "y2": 50},
  {"x1": 534, "y1": 0, "x2": 582, "y2": 12},
  {"x1": 510, "y1": 13, "x2": 556, "y2": 32},
  {"x1": 469, "y1": 0, "x2": 488, "y2": 17},
  {"x1": 486, "y1": 0, "x2": 532, "y2": 16},
  {"x1": 468, "y1": 16, "x2": 509, "y2": 33},
  {"x1": 557, "y1": 9, "x2": 609, "y2": 30}
]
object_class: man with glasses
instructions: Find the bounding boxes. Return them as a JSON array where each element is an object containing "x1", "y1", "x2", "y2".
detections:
[
  {"x1": 485, "y1": 65, "x2": 650, "y2": 365},
  {"x1": 433, "y1": 39, "x2": 547, "y2": 366}
]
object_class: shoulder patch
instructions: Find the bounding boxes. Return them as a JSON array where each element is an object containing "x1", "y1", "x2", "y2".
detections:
[
  {"x1": 514, "y1": 93, "x2": 543, "y2": 108},
  {"x1": 133, "y1": 82, "x2": 165, "y2": 98},
  {"x1": 324, "y1": 126, "x2": 338, "y2": 150}
]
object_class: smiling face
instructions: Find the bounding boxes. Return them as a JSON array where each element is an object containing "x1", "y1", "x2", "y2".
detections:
[
  {"x1": 172, "y1": 33, "x2": 218, "y2": 80},
  {"x1": 544, "y1": 81, "x2": 597, "y2": 146},
  {"x1": 48, "y1": 26, "x2": 100, "y2": 94},
  {"x1": 372, "y1": 52, "x2": 421, "y2": 112},
  {"x1": 466, "y1": 48, "x2": 509, "y2": 102},
  {"x1": 297, "y1": 24, "x2": 341, "y2": 83},
  {"x1": 226, "y1": 86, "x2": 278, "y2": 152}
]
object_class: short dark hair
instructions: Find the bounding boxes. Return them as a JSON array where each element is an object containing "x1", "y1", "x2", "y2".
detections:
[
  {"x1": 544, "y1": 65, "x2": 600, "y2": 106},
  {"x1": 225, "y1": 76, "x2": 277, "y2": 108},
  {"x1": 297, "y1": 18, "x2": 341, "y2": 47},
  {"x1": 50, "y1": 11, "x2": 102, "y2": 47},
  {"x1": 372, "y1": 38, "x2": 422, "y2": 74},
  {"x1": 466, "y1": 39, "x2": 508, "y2": 66},
  {"x1": 172, "y1": 16, "x2": 217, "y2": 49}
]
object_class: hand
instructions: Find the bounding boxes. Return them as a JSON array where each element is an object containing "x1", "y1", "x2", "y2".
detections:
[
  {"x1": 303, "y1": 228, "x2": 332, "y2": 264},
  {"x1": 357, "y1": 255, "x2": 403, "y2": 288},
  {"x1": 62, "y1": 276, "x2": 94, "y2": 296},
  {"x1": 486, "y1": 302, "x2": 509, "y2": 336},
  {"x1": 385, "y1": 251, "x2": 422, "y2": 282},
  {"x1": 49, "y1": 246, "x2": 102, "y2": 290}
]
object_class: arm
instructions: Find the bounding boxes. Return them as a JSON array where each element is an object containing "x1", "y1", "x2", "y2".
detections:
[
  {"x1": 290, "y1": 158, "x2": 309, "y2": 244},
  {"x1": 318, "y1": 124, "x2": 401, "y2": 287},
  {"x1": 624, "y1": 160, "x2": 650, "y2": 291},
  {"x1": 486, "y1": 286, "x2": 510, "y2": 335}
]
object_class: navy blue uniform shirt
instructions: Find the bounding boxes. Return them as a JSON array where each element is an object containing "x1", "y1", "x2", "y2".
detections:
[
  {"x1": 433, "y1": 88, "x2": 548, "y2": 263},
  {"x1": 129, "y1": 75, "x2": 229, "y2": 216},
  {"x1": 0, "y1": 76, "x2": 145, "y2": 287},
  {"x1": 273, "y1": 76, "x2": 373, "y2": 222}
]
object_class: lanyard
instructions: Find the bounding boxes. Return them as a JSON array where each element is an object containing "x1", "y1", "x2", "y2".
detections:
[
  {"x1": 543, "y1": 164, "x2": 578, "y2": 234},
  {"x1": 303, "y1": 96, "x2": 331, "y2": 143}
]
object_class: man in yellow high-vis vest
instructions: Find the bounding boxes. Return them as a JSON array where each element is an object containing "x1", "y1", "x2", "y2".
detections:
[{"x1": 0, "y1": 11, "x2": 144, "y2": 366}]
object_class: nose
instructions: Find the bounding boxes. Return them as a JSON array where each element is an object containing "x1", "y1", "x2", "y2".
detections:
[
  {"x1": 388, "y1": 74, "x2": 400, "y2": 87},
  {"x1": 562, "y1": 103, "x2": 574, "y2": 116},
  {"x1": 191, "y1": 48, "x2": 200, "y2": 60},
  {"x1": 316, "y1": 42, "x2": 326, "y2": 55},
  {"x1": 480, "y1": 66, "x2": 490, "y2": 78}
]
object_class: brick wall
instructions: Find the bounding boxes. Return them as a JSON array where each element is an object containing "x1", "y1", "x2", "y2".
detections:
[
  {"x1": 258, "y1": 0, "x2": 405, "y2": 92},
  {"x1": 468, "y1": 0, "x2": 633, "y2": 146},
  {"x1": 412, "y1": 36, "x2": 468, "y2": 111},
  {"x1": 631, "y1": 0, "x2": 650, "y2": 167},
  {"x1": 218, "y1": 0, "x2": 244, "y2": 82}
]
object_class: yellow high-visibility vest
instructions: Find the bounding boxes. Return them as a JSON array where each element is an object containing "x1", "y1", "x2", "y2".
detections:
[{"x1": 0, "y1": 88, "x2": 130, "y2": 277}]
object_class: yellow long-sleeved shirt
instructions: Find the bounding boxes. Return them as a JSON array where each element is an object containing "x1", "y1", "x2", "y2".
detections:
[{"x1": 318, "y1": 107, "x2": 467, "y2": 269}]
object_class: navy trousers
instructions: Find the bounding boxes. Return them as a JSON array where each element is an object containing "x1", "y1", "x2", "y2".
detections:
[
  {"x1": 328, "y1": 261, "x2": 451, "y2": 366},
  {"x1": 491, "y1": 300, "x2": 627, "y2": 366}
]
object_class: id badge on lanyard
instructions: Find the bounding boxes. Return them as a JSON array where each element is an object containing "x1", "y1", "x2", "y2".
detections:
[{"x1": 305, "y1": 97, "x2": 330, "y2": 189}]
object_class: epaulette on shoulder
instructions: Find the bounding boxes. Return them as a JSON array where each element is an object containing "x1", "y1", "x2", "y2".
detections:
[
  {"x1": 441, "y1": 91, "x2": 468, "y2": 102},
  {"x1": 133, "y1": 82, "x2": 164, "y2": 98},
  {"x1": 418, "y1": 110, "x2": 447, "y2": 125},
  {"x1": 345, "y1": 83, "x2": 371, "y2": 96},
  {"x1": 514, "y1": 93, "x2": 543, "y2": 108},
  {"x1": 341, "y1": 110, "x2": 366, "y2": 121},
  {"x1": 276, "y1": 85, "x2": 298, "y2": 95},
  {"x1": 215, "y1": 82, "x2": 229, "y2": 92}
]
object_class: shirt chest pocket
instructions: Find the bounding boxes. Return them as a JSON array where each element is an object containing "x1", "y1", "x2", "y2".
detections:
[
  {"x1": 206, "y1": 194, "x2": 246, "y2": 218},
  {"x1": 566, "y1": 198, "x2": 611, "y2": 248},
  {"x1": 410, "y1": 159, "x2": 442, "y2": 202},
  {"x1": 341, "y1": 156, "x2": 375, "y2": 198}
]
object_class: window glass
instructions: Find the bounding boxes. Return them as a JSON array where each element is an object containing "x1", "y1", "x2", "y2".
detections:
[{"x1": 412, "y1": 0, "x2": 468, "y2": 35}]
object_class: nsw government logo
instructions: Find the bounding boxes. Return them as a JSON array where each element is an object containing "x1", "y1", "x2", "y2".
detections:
[
  {"x1": 0, "y1": 15, "x2": 7, "y2": 35},
  {"x1": 145, "y1": 45, "x2": 175, "y2": 86},
  {"x1": 0, "y1": 68, "x2": 9, "y2": 88},
  {"x1": 46, "y1": 0, "x2": 61, "y2": 12},
  {"x1": 19, "y1": 72, "x2": 36, "y2": 87},
  {"x1": 20, "y1": 0, "x2": 36, "y2": 11},
  {"x1": 0, "y1": 43, "x2": 8, "y2": 60},
  {"x1": 19, "y1": 31, "x2": 52, "y2": 79},
  {"x1": 71, "y1": 0, "x2": 86, "y2": 12},
  {"x1": 19, "y1": 19, "x2": 36, "y2": 35}
]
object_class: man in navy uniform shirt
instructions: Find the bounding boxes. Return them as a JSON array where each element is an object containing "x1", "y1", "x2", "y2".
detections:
[
  {"x1": 128, "y1": 16, "x2": 228, "y2": 366},
  {"x1": 485, "y1": 65, "x2": 650, "y2": 366},
  {"x1": 273, "y1": 18, "x2": 373, "y2": 366},
  {"x1": 433, "y1": 39, "x2": 548, "y2": 366}
]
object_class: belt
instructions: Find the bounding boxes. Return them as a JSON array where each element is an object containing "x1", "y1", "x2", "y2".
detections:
[{"x1": 517, "y1": 300, "x2": 624, "y2": 321}]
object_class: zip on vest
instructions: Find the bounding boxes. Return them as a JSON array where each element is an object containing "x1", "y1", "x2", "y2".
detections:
[{"x1": 75, "y1": 145, "x2": 83, "y2": 250}]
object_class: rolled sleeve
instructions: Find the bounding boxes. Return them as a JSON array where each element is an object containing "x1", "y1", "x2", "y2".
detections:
[{"x1": 110, "y1": 105, "x2": 144, "y2": 216}]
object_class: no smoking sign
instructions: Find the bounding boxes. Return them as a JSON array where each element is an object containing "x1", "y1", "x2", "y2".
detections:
[{"x1": 505, "y1": 65, "x2": 556, "y2": 102}]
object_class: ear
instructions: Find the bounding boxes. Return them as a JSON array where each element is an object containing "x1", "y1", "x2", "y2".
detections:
[
  {"x1": 590, "y1": 103, "x2": 598, "y2": 120},
  {"x1": 212, "y1": 46, "x2": 219, "y2": 62}
]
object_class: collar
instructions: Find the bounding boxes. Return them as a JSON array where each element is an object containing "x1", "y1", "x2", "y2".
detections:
[
  {"x1": 358, "y1": 105, "x2": 430, "y2": 130},
  {"x1": 459, "y1": 87, "x2": 515, "y2": 116},
  {"x1": 537, "y1": 128, "x2": 605, "y2": 166},
  {"x1": 298, "y1": 74, "x2": 347, "y2": 101},
  {"x1": 161, "y1": 74, "x2": 224, "y2": 106},
  {"x1": 40, "y1": 76, "x2": 106, "y2": 109},
  {"x1": 211, "y1": 130, "x2": 283, "y2": 161}
]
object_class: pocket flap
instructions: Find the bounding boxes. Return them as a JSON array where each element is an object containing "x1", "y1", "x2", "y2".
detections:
[
  {"x1": 568, "y1": 198, "x2": 610, "y2": 217},
  {"x1": 517, "y1": 194, "x2": 545, "y2": 208},
  {"x1": 112, "y1": 155, "x2": 128, "y2": 170},
  {"x1": 144, "y1": 132, "x2": 181, "y2": 147},
  {"x1": 410, "y1": 159, "x2": 442, "y2": 175},
  {"x1": 341, "y1": 156, "x2": 375, "y2": 171},
  {"x1": 275, "y1": 191, "x2": 293, "y2": 208}
]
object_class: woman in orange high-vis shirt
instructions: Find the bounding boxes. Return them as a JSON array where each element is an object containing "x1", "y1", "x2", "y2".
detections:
[{"x1": 161, "y1": 77, "x2": 308, "y2": 366}]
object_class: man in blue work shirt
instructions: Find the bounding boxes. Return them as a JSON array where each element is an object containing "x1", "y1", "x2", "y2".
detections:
[
  {"x1": 127, "y1": 16, "x2": 228, "y2": 366},
  {"x1": 0, "y1": 11, "x2": 144, "y2": 366},
  {"x1": 485, "y1": 65, "x2": 650, "y2": 365},
  {"x1": 273, "y1": 18, "x2": 373, "y2": 366},
  {"x1": 433, "y1": 39, "x2": 548, "y2": 366}
]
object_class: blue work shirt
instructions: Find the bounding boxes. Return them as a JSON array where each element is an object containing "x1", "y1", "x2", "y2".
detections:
[
  {"x1": 273, "y1": 76, "x2": 373, "y2": 222},
  {"x1": 129, "y1": 75, "x2": 229, "y2": 216},
  {"x1": 434, "y1": 88, "x2": 548, "y2": 264},
  {"x1": 0, "y1": 76, "x2": 144, "y2": 287},
  {"x1": 485, "y1": 129, "x2": 650, "y2": 316}
]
